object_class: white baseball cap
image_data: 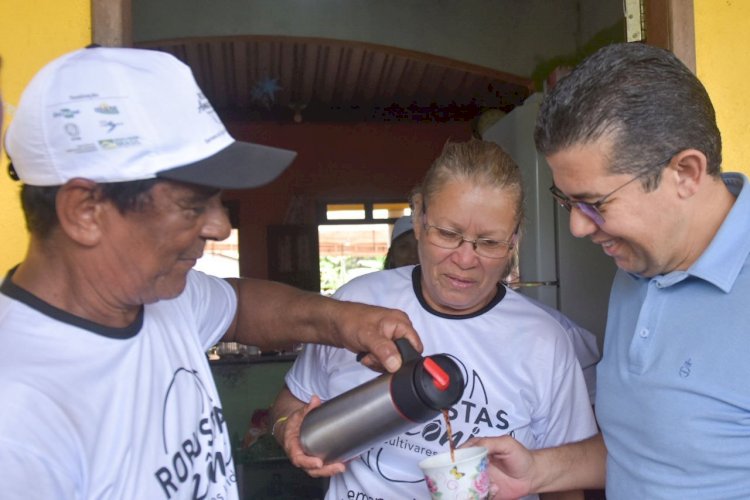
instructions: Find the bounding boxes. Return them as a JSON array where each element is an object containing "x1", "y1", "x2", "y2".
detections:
[
  {"x1": 391, "y1": 215, "x2": 414, "y2": 242},
  {"x1": 5, "y1": 46, "x2": 296, "y2": 188}
]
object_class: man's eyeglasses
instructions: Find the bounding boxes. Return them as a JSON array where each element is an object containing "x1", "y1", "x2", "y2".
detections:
[
  {"x1": 549, "y1": 174, "x2": 646, "y2": 226},
  {"x1": 422, "y1": 220, "x2": 516, "y2": 259}
]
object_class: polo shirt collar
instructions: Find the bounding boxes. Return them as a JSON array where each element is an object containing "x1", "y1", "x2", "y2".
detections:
[{"x1": 676, "y1": 172, "x2": 750, "y2": 292}]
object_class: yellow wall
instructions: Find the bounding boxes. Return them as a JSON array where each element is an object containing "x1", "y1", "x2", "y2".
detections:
[
  {"x1": 0, "y1": 0, "x2": 91, "y2": 270},
  {"x1": 694, "y1": 0, "x2": 750, "y2": 177}
]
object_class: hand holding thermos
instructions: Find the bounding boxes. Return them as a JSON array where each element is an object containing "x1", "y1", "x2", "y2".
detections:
[{"x1": 275, "y1": 338, "x2": 465, "y2": 476}]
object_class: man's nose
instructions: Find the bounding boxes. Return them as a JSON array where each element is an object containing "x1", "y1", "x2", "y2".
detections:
[
  {"x1": 202, "y1": 198, "x2": 232, "y2": 241},
  {"x1": 568, "y1": 207, "x2": 599, "y2": 238}
]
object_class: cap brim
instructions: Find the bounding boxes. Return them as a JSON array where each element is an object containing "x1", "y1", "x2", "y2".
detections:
[{"x1": 156, "y1": 141, "x2": 297, "y2": 189}]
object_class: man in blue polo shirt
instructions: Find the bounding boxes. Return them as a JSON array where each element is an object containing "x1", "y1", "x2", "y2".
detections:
[{"x1": 470, "y1": 43, "x2": 750, "y2": 499}]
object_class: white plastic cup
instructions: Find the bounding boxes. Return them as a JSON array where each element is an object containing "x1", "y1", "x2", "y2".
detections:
[{"x1": 418, "y1": 446, "x2": 490, "y2": 499}]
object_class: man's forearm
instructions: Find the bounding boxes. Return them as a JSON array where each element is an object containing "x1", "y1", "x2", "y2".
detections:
[
  {"x1": 222, "y1": 277, "x2": 421, "y2": 374},
  {"x1": 533, "y1": 433, "x2": 606, "y2": 493},
  {"x1": 224, "y1": 277, "x2": 340, "y2": 349}
]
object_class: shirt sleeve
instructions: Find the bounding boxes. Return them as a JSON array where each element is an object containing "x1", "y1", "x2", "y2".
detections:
[
  {"x1": 285, "y1": 343, "x2": 339, "y2": 403},
  {"x1": 285, "y1": 281, "x2": 370, "y2": 403},
  {"x1": 182, "y1": 270, "x2": 238, "y2": 350},
  {"x1": 563, "y1": 322, "x2": 600, "y2": 404},
  {"x1": 534, "y1": 332, "x2": 598, "y2": 449}
]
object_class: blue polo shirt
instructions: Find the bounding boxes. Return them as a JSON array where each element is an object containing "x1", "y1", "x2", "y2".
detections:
[{"x1": 596, "y1": 173, "x2": 750, "y2": 499}]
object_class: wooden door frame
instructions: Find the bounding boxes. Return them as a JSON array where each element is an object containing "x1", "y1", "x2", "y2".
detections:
[
  {"x1": 645, "y1": 0, "x2": 695, "y2": 73},
  {"x1": 92, "y1": 0, "x2": 132, "y2": 48}
]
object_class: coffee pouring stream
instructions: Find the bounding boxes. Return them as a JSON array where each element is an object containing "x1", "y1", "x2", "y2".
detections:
[{"x1": 299, "y1": 338, "x2": 465, "y2": 463}]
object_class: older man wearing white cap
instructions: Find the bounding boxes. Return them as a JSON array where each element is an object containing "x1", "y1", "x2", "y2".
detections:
[{"x1": 0, "y1": 46, "x2": 421, "y2": 499}]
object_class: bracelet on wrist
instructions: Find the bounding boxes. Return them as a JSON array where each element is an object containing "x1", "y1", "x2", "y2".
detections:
[{"x1": 271, "y1": 415, "x2": 289, "y2": 438}]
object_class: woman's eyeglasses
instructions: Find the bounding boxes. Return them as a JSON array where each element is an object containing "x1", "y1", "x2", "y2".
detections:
[{"x1": 422, "y1": 222, "x2": 516, "y2": 259}]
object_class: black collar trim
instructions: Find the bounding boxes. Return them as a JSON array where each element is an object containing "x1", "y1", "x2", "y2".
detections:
[
  {"x1": 1, "y1": 266, "x2": 143, "y2": 339},
  {"x1": 411, "y1": 265, "x2": 506, "y2": 319}
]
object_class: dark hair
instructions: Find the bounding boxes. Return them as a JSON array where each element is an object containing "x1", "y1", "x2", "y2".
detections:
[
  {"x1": 383, "y1": 230, "x2": 418, "y2": 269},
  {"x1": 411, "y1": 138, "x2": 525, "y2": 228},
  {"x1": 21, "y1": 178, "x2": 163, "y2": 238},
  {"x1": 534, "y1": 43, "x2": 722, "y2": 190}
]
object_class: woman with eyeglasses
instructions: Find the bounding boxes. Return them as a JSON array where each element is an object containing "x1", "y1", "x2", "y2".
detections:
[{"x1": 269, "y1": 139, "x2": 597, "y2": 500}]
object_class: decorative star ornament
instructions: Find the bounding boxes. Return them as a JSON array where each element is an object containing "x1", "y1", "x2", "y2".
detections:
[{"x1": 251, "y1": 77, "x2": 282, "y2": 109}]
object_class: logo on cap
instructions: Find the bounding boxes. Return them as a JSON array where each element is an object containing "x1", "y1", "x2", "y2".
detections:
[
  {"x1": 197, "y1": 92, "x2": 221, "y2": 124},
  {"x1": 99, "y1": 136, "x2": 141, "y2": 150},
  {"x1": 100, "y1": 120, "x2": 123, "y2": 133},
  {"x1": 95, "y1": 103, "x2": 120, "y2": 115},
  {"x1": 64, "y1": 123, "x2": 81, "y2": 140},
  {"x1": 53, "y1": 108, "x2": 80, "y2": 119}
]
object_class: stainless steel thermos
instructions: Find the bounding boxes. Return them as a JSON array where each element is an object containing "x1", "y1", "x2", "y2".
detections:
[{"x1": 299, "y1": 338, "x2": 464, "y2": 463}]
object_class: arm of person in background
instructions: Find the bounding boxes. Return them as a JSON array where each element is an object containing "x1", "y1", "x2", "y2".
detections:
[
  {"x1": 222, "y1": 277, "x2": 423, "y2": 373},
  {"x1": 268, "y1": 386, "x2": 347, "y2": 477},
  {"x1": 518, "y1": 295, "x2": 600, "y2": 405},
  {"x1": 468, "y1": 433, "x2": 606, "y2": 500}
]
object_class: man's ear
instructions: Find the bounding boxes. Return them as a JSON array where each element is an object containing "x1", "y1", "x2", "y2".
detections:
[
  {"x1": 55, "y1": 178, "x2": 105, "y2": 246},
  {"x1": 667, "y1": 149, "x2": 707, "y2": 199}
]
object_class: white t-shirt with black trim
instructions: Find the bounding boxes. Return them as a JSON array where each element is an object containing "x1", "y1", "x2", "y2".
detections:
[
  {"x1": 286, "y1": 265, "x2": 597, "y2": 500},
  {"x1": 0, "y1": 269, "x2": 239, "y2": 499}
]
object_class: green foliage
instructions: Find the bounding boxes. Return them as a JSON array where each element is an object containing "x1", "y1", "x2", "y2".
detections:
[{"x1": 319, "y1": 255, "x2": 385, "y2": 295}]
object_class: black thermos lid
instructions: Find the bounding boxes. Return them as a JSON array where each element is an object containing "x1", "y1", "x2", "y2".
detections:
[{"x1": 391, "y1": 354, "x2": 464, "y2": 422}]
